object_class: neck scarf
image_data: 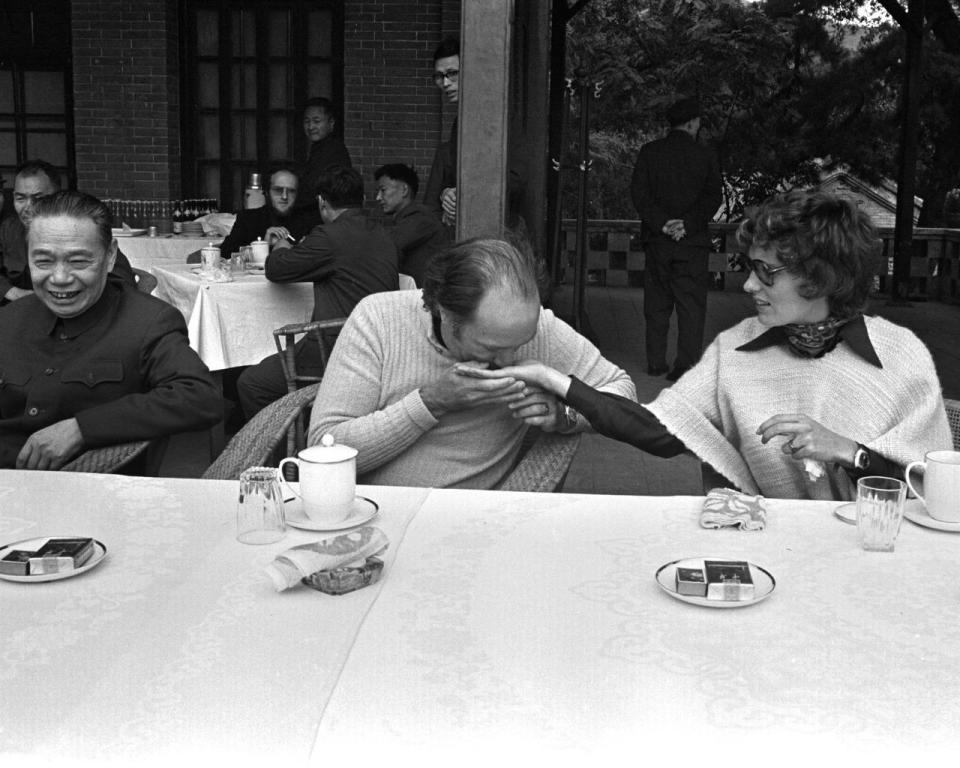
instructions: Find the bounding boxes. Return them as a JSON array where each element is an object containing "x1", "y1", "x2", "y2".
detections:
[{"x1": 782, "y1": 316, "x2": 853, "y2": 358}]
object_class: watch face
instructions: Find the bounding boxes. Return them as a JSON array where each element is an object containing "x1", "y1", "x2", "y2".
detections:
[{"x1": 855, "y1": 448, "x2": 870, "y2": 470}]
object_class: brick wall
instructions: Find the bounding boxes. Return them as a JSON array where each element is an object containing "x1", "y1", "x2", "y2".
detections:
[
  {"x1": 71, "y1": 0, "x2": 180, "y2": 200},
  {"x1": 343, "y1": 1, "x2": 459, "y2": 207}
]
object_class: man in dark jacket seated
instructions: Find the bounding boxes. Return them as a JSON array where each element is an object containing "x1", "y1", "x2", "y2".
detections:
[
  {"x1": 0, "y1": 159, "x2": 135, "y2": 305},
  {"x1": 0, "y1": 190, "x2": 222, "y2": 470},
  {"x1": 214, "y1": 167, "x2": 322, "y2": 260}
]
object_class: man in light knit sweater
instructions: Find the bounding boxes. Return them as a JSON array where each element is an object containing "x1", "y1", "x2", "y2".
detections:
[{"x1": 308, "y1": 238, "x2": 636, "y2": 489}]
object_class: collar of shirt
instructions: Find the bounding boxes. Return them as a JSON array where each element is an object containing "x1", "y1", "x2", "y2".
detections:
[
  {"x1": 44, "y1": 282, "x2": 120, "y2": 340},
  {"x1": 735, "y1": 314, "x2": 882, "y2": 368}
]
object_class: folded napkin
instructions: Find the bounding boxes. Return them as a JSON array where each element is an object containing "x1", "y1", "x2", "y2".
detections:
[
  {"x1": 264, "y1": 526, "x2": 388, "y2": 592},
  {"x1": 701, "y1": 488, "x2": 767, "y2": 531}
]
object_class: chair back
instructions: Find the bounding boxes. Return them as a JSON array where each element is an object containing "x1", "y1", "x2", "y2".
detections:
[
  {"x1": 945, "y1": 398, "x2": 960, "y2": 451},
  {"x1": 61, "y1": 440, "x2": 154, "y2": 474},
  {"x1": 203, "y1": 383, "x2": 321, "y2": 480},
  {"x1": 272, "y1": 318, "x2": 346, "y2": 455},
  {"x1": 132, "y1": 268, "x2": 158, "y2": 294},
  {"x1": 498, "y1": 429, "x2": 582, "y2": 493}
]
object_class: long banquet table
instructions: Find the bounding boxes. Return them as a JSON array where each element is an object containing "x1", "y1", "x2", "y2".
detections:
[
  {"x1": 118, "y1": 234, "x2": 214, "y2": 271},
  {"x1": 2, "y1": 471, "x2": 959, "y2": 762}
]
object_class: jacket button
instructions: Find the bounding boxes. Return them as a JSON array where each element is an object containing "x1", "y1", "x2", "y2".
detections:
[
  {"x1": 27, "y1": 407, "x2": 39, "y2": 416},
  {"x1": 44, "y1": 368, "x2": 55, "y2": 375}
]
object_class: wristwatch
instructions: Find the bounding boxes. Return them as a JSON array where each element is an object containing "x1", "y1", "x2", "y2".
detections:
[{"x1": 852, "y1": 444, "x2": 871, "y2": 472}]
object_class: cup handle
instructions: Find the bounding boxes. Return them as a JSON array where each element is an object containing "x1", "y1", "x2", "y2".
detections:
[
  {"x1": 904, "y1": 461, "x2": 926, "y2": 502},
  {"x1": 277, "y1": 458, "x2": 302, "y2": 500}
]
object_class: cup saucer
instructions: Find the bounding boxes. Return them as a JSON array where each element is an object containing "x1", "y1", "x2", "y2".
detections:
[{"x1": 284, "y1": 496, "x2": 379, "y2": 532}]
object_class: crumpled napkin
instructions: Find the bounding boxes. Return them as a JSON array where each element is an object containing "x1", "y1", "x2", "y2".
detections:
[
  {"x1": 196, "y1": 212, "x2": 237, "y2": 237},
  {"x1": 264, "y1": 526, "x2": 388, "y2": 591},
  {"x1": 701, "y1": 488, "x2": 767, "y2": 531}
]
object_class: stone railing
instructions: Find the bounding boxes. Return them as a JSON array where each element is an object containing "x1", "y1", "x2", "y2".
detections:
[{"x1": 560, "y1": 219, "x2": 960, "y2": 303}]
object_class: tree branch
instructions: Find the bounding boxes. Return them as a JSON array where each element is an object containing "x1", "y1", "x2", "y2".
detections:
[
  {"x1": 875, "y1": 0, "x2": 916, "y2": 33},
  {"x1": 566, "y1": 0, "x2": 593, "y2": 21}
]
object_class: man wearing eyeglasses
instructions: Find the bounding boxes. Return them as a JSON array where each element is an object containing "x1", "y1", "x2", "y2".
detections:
[
  {"x1": 0, "y1": 159, "x2": 136, "y2": 305},
  {"x1": 630, "y1": 97, "x2": 721, "y2": 381},
  {"x1": 422, "y1": 38, "x2": 461, "y2": 226},
  {"x1": 216, "y1": 168, "x2": 320, "y2": 259}
]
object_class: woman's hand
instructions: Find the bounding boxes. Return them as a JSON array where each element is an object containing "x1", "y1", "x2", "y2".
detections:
[
  {"x1": 756, "y1": 413, "x2": 858, "y2": 466},
  {"x1": 453, "y1": 360, "x2": 572, "y2": 398}
]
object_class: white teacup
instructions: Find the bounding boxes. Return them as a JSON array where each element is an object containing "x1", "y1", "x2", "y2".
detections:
[
  {"x1": 249, "y1": 238, "x2": 269, "y2": 265},
  {"x1": 905, "y1": 450, "x2": 960, "y2": 523},
  {"x1": 278, "y1": 436, "x2": 358, "y2": 525}
]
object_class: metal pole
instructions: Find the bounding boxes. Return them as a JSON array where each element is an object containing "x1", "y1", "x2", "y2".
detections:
[{"x1": 572, "y1": 77, "x2": 592, "y2": 332}]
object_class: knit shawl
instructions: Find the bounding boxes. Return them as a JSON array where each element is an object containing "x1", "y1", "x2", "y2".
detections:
[{"x1": 645, "y1": 315, "x2": 952, "y2": 500}]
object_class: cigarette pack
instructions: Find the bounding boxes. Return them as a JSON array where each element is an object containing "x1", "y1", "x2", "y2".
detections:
[
  {"x1": 0, "y1": 549, "x2": 34, "y2": 576},
  {"x1": 675, "y1": 566, "x2": 707, "y2": 596},
  {"x1": 28, "y1": 538, "x2": 95, "y2": 576},
  {"x1": 705, "y1": 559, "x2": 755, "y2": 602}
]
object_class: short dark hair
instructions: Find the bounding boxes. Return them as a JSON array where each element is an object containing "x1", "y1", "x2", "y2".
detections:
[
  {"x1": 27, "y1": 190, "x2": 114, "y2": 252},
  {"x1": 302, "y1": 96, "x2": 337, "y2": 122},
  {"x1": 736, "y1": 189, "x2": 882, "y2": 319},
  {"x1": 374, "y1": 163, "x2": 420, "y2": 197},
  {"x1": 316, "y1": 165, "x2": 364, "y2": 208},
  {"x1": 16, "y1": 159, "x2": 62, "y2": 190},
  {"x1": 421, "y1": 237, "x2": 543, "y2": 322},
  {"x1": 433, "y1": 37, "x2": 459, "y2": 63}
]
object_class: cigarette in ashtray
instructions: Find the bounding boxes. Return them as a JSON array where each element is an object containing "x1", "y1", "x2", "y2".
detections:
[{"x1": 264, "y1": 525, "x2": 388, "y2": 593}]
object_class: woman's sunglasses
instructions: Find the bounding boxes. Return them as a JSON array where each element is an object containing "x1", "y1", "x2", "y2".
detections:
[{"x1": 735, "y1": 254, "x2": 788, "y2": 286}]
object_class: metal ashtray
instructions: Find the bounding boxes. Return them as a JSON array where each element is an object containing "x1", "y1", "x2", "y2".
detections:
[{"x1": 301, "y1": 556, "x2": 384, "y2": 595}]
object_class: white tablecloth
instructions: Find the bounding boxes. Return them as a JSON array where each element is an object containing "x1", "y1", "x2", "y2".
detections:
[
  {"x1": 151, "y1": 265, "x2": 314, "y2": 370},
  {"x1": 4, "y1": 474, "x2": 959, "y2": 762},
  {"x1": 314, "y1": 491, "x2": 960, "y2": 762},
  {"x1": 118, "y1": 236, "x2": 214, "y2": 270},
  {"x1": 0, "y1": 471, "x2": 430, "y2": 761}
]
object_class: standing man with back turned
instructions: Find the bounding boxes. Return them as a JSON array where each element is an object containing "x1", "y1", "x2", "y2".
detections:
[{"x1": 631, "y1": 97, "x2": 721, "y2": 381}]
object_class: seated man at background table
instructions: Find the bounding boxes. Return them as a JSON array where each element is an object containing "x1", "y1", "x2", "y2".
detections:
[
  {"x1": 374, "y1": 163, "x2": 448, "y2": 286},
  {"x1": 214, "y1": 167, "x2": 321, "y2": 260},
  {"x1": 307, "y1": 237, "x2": 636, "y2": 489},
  {"x1": 0, "y1": 190, "x2": 222, "y2": 470},
  {"x1": 236, "y1": 165, "x2": 399, "y2": 419},
  {"x1": 0, "y1": 159, "x2": 135, "y2": 305}
]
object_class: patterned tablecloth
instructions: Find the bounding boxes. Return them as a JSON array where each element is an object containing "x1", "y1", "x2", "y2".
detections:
[
  {"x1": 151, "y1": 264, "x2": 314, "y2": 370},
  {"x1": 0, "y1": 471, "x2": 430, "y2": 761},
  {"x1": 4, "y1": 473, "x2": 958, "y2": 762},
  {"x1": 117, "y1": 235, "x2": 214, "y2": 271},
  {"x1": 313, "y1": 489, "x2": 960, "y2": 762}
]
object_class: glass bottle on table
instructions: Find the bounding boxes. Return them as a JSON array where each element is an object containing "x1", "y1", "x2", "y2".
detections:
[{"x1": 244, "y1": 173, "x2": 266, "y2": 210}]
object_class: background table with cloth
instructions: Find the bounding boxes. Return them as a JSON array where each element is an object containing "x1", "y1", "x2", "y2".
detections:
[
  {"x1": 117, "y1": 235, "x2": 213, "y2": 271},
  {"x1": 150, "y1": 264, "x2": 314, "y2": 370}
]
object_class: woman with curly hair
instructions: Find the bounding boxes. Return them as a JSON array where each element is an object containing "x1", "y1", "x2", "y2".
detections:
[{"x1": 461, "y1": 189, "x2": 952, "y2": 499}]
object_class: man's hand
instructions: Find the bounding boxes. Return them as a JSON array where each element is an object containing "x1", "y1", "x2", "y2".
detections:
[
  {"x1": 4, "y1": 287, "x2": 33, "y2": 302},
  {"x1": 420, "y1": 362, "x2": 525, "y2": 417},
  {"x1": 440, "y1": 187, "x2": 457, "y2": 225},
  {"x1": 454, "y1": 361, "x2": 572, "y2": 399},
  {"x1": 662, "y1": 219, "x2": 686, "y2": 241},
  {"x1": 756, "y1": 413, "x2": 858, "y2": 467},
  {"x1": 16, "y1": 418, "x2": 85, "y2": 470},
  {"x1": 264, "y1": 226, "x2": 292, "y2": 246},
  {"x1": 507, "y1": 386, "x2": 565, "y2": 432}
]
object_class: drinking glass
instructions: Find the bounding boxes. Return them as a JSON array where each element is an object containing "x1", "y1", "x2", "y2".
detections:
[
  {"x1": 237, "y1": 467, "x2": 286, "y2": 544},
  {"x1": 856, "y1": 476, "x2": 906, "y2": 552}
]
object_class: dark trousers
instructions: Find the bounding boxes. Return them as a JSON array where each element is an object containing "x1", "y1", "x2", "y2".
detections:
[
  {"x1": 236, "y1": 337, "x2": 327, "y2": 420},
  {"x1": 643, "y1": 241, "x2": 709, "y2": 371}
]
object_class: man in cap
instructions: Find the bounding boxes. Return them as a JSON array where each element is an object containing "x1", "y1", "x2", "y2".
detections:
[{"x1": 630, "y1": 96, "x2": 721, "y2": 381}]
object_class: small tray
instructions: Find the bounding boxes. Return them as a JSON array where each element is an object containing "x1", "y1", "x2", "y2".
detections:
[{"x1": 0, "y1": 537, "x2": 107, "y2": 583}]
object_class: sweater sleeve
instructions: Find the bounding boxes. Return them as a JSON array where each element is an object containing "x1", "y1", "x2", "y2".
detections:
[
  {"x1": 565, "y1": 377, "x2": 685, "y2": 456},
  {"x1": 307, "y1": 300, "x2": 440, "y2": 475}
]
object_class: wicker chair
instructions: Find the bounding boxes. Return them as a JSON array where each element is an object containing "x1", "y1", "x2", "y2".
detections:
[
  {"x1": 946, "y1": 397, "x2": 960, "y2": 451},
  {"x1": 272, "y1": 318, "x2": 346, "y2": 455},
  {"x1": 498, "y1": 429, "x2": 582, "y2": 493},
  {"x1": 60, "y1": 440, "x2": 153, "y2": 474},
  {"x1": 202, "y1": 382, "x2": 321, "y2": 480}
]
